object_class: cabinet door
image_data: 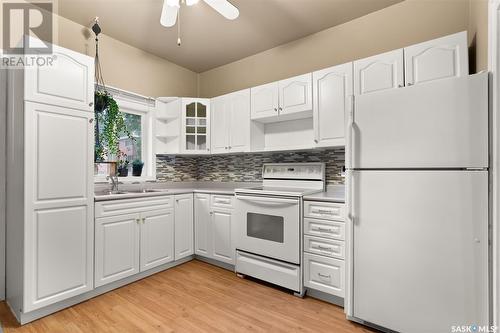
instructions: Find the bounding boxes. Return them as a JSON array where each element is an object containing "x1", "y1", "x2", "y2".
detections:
[
  {"x1": 25, "y1": 102, "x2": 94, "y2": 205},
  {"x1": 140, "y1": 209, "x2": 175, "y2": 271},
  {"x1": 251, "y1": 81, "x2": 279, "y2": 121},
  {"x1": 211, "y1": 208, "x2": 234, "y2": 265},
  {"x1": 194, "y1": 193, "x2": 211, "y2": 257},
  {"x1": 354, "y1": 49, "x2": 404, "y2": 95},
  {"x1": 405, "y1": 31, "x2": 468, "y2": 86},
  {"x1": 278, "y1": 73, "x2": 313, "y2": 118},
  {"x1": 211, "y1": 96, "x2": 229, "y2": 154},
  {"x1": 313, "y1": 63, "x2": 352, "y2": 147},
  {"x1": 25, "y1": 206, "x2": 94, "y2": 312},
  {"x1": 95, "y1": 214, "x2": 140, "y2": 288},
  {"x1": 174, "y1": 194, "x2": 194, "y2": 260},
  {"x1": 181, "y1": 98, "x2": 211, "y2": 154},
  {"x1": 228, "y1": 89, "x2": 251, "y2": 153},
  {"x1": 24, "y1": 44, "x2": 94, "y2": 112}
]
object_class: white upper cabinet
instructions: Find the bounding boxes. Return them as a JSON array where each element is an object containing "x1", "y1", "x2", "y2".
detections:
[
  {"x1": 24, "y1": 44, "x2": 94, "y2": 112},
  {"x1": 228, "y1": 89, "x2": 251, "y2": 152},
  {"x1": 313, "y1": 63, "x2": 353, "y2": 147},
  {"x1": 404, "y1": 31, "x2": 468, "y2": 86},
  {"x1": 211, "y1": 89, "x2": 251, "y2": 154},
  {"x1": 278, "y1": 73, "x2": 313, "y2": 120},
  {"x1": 251, "y1": 74, "x2": 312, "y2": 123},
  {"x1": 250, "y1": 82, "x2": 279, "y2": 121},
  {"x1": 181, "y1": 98, "x2": 211, "y2": 154},
  {"x1": 211, "y1": 96, "x2": 230, "y2": 154},
  {"x1": 140, "y1": 209, "x2": 175, "y2": 271},
  {"x1": 354, "y1": 49, "x2": 404, "y2": 96},
  {"x1": 174, "y1": 194, "x2": 194, "y2": 260}
]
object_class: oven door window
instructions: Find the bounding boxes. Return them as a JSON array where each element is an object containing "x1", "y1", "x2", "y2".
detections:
[{"x1": 246, "y1": 213, "x2": 284, "y2": 243}]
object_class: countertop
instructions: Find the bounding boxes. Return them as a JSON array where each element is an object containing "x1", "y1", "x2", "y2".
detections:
[
  {"x1": 94, "y1": 181, "x2": 258, "y2": 202},
  {"x1": 303, "y1": 185, "x2": 345, "y2": 203}
]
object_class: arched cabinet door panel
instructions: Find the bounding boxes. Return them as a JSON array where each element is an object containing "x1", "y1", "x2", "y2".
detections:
[
  {"x1": 313, "y1": 62, "x2": 352, "y2": 147},
  {"x1": 354, "y1": 49, "x2": 404, "y2": 96},
  {"x1": 24, "y1": 45, "x2": 94, "y2": 112},
  {"x1": 405, "y1": 31, "x2": 468, "y2": 86}
]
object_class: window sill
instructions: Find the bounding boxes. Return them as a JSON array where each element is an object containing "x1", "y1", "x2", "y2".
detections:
[{"x1": 94, "y1": 176, "x2": 156, "y2": 184}]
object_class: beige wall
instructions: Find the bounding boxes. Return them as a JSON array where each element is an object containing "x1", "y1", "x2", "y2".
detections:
[
  {"x1": 56, "y1": 16, "x2": 198, "y2": 98},
  {"x1": 468, "y1": 0, "x2": 489, "y2": 72},
  {"x1": 198, "y1": 0, "x2": 488, "y2": 98}
]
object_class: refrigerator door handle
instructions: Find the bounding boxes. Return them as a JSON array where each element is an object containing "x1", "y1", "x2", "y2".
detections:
[{"x1": 346, "y1": 95, "x2": 355, "y2": 169}]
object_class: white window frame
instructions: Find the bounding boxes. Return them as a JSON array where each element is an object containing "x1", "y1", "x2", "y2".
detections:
[{"x1": 94, "y1": 87, "x2": 156, "y2": 183}]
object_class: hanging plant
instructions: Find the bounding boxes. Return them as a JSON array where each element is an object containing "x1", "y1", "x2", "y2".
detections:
[
  {"x1": 92, "y1": 18, "x2": 135, "y2": 162},
  {"x1": 94, "y1": 91, "x2": 135, "y2": 162}
]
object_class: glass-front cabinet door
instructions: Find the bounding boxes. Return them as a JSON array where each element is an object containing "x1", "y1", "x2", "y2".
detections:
[{"x1": 181, "y1": 98, "x2": 211, "y2": 154}]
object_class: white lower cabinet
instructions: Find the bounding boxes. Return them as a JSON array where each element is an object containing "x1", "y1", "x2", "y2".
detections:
[
  {"x1": 141, "y1": 209, "x2": 175, "y2": 271},
  {"x1": 304, "y1": 253, "x2": 344, "y2": 297},
  {"x1": 211, "y1": 208, "x2": 233, "y2": 264},
  {"x1": 95, "y1": 213, "x2": 140, "y2": 288},
  {"x1": 174, "y1": 194, "x2": 194, "y2": 260},
  {"x1": 95, "y1": 197, "x2": 177, "y2": 287},
  {"x1": 303, "y1": 200, "x2": 346, "y2": 299},
  {"x1": 194, "y1": 193, "x2": 235, "y2": 265}
]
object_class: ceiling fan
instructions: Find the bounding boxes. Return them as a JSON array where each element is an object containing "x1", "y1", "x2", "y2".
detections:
[{"x1": 160, "y1": 0, "x2": 239, "y2": 28}]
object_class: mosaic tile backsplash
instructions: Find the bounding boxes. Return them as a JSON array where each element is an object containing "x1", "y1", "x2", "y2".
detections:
[{"x1": 156, "y1": 148, "x2": 345, "y2": 185}]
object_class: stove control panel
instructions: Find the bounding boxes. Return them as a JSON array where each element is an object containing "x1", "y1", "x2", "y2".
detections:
[{"x1": 262, "y1": 163, "x2": 325, "y2": 180}]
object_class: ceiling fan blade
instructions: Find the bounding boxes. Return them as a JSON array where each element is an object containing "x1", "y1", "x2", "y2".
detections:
[
  {"x1": 160, "y1": 0, "x2": 179, "y2": 27},
  {"x1": 203, "y1": 0, "x2": 239, "y2": 20}
]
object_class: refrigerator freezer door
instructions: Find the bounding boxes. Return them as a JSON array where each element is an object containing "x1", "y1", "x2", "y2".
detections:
[
  {"x1": 351, "y1": 170, "x2": 488, "y2": 333},
  {"x1": 350, "y1": 73, "x2": 488, "y2": 169}
]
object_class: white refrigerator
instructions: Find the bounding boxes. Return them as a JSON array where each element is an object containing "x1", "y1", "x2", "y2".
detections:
[{"x1": 346, "y1": 73, "x2": 489, "y2": 333}]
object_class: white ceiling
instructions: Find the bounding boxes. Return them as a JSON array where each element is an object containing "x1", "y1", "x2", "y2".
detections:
[{"x1": 58, "y1": 0, "x2": 403, "y2": 72}]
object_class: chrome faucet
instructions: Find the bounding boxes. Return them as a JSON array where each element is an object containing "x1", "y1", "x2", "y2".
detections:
[{"x1": 106, "y1": 175, "x2": 119, "y2": 193}]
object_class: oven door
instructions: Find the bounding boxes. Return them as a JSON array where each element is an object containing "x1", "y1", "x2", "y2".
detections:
[{"x1": 235, "y1": 194, "x2": 300, "y2": 264}]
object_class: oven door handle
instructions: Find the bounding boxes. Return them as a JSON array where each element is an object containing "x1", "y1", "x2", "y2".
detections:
[{"x1": 235, "y1": 195, "x2": 298, "y2": 206}]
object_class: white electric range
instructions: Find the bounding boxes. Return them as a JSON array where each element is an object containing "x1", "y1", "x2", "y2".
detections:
[{"x1": 234, "y1": 163, "x2": 325, "y2": 295}]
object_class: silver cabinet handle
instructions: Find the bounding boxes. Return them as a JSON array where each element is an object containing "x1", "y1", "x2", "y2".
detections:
[
  {"x1": 314, "y1": 139, "x2": 318, "y2": 143},
  {"x1": 314, "y1": 227, "x2": 334, "y2": 232},
  {"x1": 316, "y1": 209, "x2": 333, "y2": 214},
  {"x1": 278, "y1": 107, "x2": 283, "y2": 111},
  {"x1": 209, "y1": 211, "x2": 213, "y2": 215},
  {"x1": 135, "y1": 218, "x2": 141, "y2": 224},
  {"x1": 89, "y1": 118, "x2": 94, "y2": 124},
  {"x1": 316, "y1": 245, "x2": 333, "y2": 251},
  {"x1": 274, "y1": 108, "x2": 278, "y2": 112},
  {"x1": 89, "y1": 102, "x2": 94, "y2": 107},
  {"x1": 318, "y1": 273, "x2": 331, "y2": 278},
  {"x1": 407, "y1": 82, "x2": 413, "y2": 86},
  {"x1": 142, "y1": 218, "x2": 146, "y2": 224}
]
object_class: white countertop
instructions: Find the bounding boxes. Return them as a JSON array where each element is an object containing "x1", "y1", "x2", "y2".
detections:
[
  {"x1": 303, "y1": 185, "x2": 345, "y2": 203},
  {"x1": 94, "y1": 182, "x2": 258, "y2": 201}
]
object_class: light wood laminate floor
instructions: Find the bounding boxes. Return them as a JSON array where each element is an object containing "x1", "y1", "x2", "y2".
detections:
[{"x1": 0, "y1": 260, "x2": 377, "y2": 332}]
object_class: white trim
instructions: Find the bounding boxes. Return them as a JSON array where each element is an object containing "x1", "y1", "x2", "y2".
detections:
[
  {"x1": 94, "y1": 87, "x2": 157, "y2": 183},
  {"x1": 489, "y1": 0, "x2": 500, "y2": 327}
]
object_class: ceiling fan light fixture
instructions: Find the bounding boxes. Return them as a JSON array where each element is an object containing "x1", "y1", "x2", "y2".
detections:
[{"x1": 166, "y1": 0, "x2": 180, "y2": 8}]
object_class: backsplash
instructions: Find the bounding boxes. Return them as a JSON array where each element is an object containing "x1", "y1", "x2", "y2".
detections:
[{"x1": 156, "y1": 148, "x2": 345, "y2": 185}]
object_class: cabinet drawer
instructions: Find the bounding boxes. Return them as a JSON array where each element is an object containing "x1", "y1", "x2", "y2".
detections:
[
  {"x1": 304, "y1": 201, "x2": 345, "y2": 221},
  {"x1": 304, "y1": 218, "x2": 345, "y2": 240},
  {"x1": 95, "y1": 196, "x2": 173, "y2": 218},
  {"x1": 304, "y1": 235, "x2": 345, "y2": 259},
  {"x1": 304, "y1": 253, "x2": 344, "y2": 297},
  {"x1": 211, "y1": 194, "x2": 233, "y2": 209}
]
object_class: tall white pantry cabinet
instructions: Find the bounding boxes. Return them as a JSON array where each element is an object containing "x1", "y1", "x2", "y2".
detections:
[{"x1": 5, "y1": 43, "x2": 95, "y2": 320}]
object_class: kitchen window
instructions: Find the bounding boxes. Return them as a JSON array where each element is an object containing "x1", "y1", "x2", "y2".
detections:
[{"x1": 94, "y1": 88, "x2": 155, "y2": 182}]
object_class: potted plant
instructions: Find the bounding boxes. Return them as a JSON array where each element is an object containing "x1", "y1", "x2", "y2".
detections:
[
  {"x1": 117, "y1": 159, "x2": 129, "y2": 177},
  {"x1": 132, "y1": 159, "x2": 144, "y2": 177}
]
